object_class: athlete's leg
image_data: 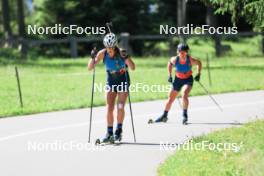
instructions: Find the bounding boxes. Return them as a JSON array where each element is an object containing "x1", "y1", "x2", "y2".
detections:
[
  {"x1": 106, "y1": 91, "x2": 117, "y2": 133},
  {"x1": 164, "y1": 76, "x2": 182, "y2": 114},
  {"x1": 165, "y1": 90, "x2": 179, "y2": 111},
  {"x1": 181, "y1": 84, "x2": 192, "y2": 123},
  {"x1": 116, "y1": 92, "x2": 128, "y2": 124},
  {"x1": 114, "y1": 92, "x2": 128, "y2": 140},
  {"x1": 181, "y1": 84, "x2": 192, "y2": 109},
  {"x1": 155, "y1": 90, "x2": 179, "y2": 122}
]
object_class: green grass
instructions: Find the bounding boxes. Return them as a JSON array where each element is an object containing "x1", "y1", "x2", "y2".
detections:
[
  {"x1": 147, "y1": 35, "x2": 263, "y2": 58},
  {"x1": 158, "y1": 120, "x2": 264, "y2": 176},
  {"x1": 0, "y1": 55, "x2": 264, "y2": 117},
  {"x1": 0, "y1": 36, "x2": 264, "y2": 117}
]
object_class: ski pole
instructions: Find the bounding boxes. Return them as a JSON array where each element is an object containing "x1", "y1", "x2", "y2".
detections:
[
  {"x1": 197, "y1": 81, "x2": 223, "y2": 112},
  {"x1": 125, "y1": 69, "x2": 136, "y2": 142},
  {"x1": 88, "y1": 55, "x2": 96, "y2": 143},
  {"x1": 106, "y1": 22, "x2": 113, "y2": 33}
]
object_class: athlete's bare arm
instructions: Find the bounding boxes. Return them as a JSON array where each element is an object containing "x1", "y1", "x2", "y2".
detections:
[
  {"x1": 168, "y1": 56, "x2": 177, "y2": 76},
  {"x1": 125, "y1": 57, "x2": 135, "y2": 70},
  {"x1": 190, "y1": 57, "x2": 202, "y2": 74},
  {"x1": 88, "y1": 49, "x2": 105, "y2": 70}
]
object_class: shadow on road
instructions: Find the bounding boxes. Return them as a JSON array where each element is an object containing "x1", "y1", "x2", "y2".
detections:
[{"x1": 115, "y1": 142, "x2": 180, "y2": 146}]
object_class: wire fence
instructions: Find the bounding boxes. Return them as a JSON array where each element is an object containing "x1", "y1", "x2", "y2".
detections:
[
  {"x1": 0, "y1": 52, "x2": 214, "y2": 118},
  {"x1": 0, "y1": 67, "x2": 106, "y2": 117},
  {"x1": 3, "y1": 32, "x2": 262, "y2": 58}
]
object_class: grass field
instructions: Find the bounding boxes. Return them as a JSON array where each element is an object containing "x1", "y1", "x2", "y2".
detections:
[
  {"x1": 158, "y1": 120, "x2": 264, "y2": 176},
  {"x1": 0, "y1": 55, "x2": 264, "y2": 117},
  {"x1": 0, "y1": 36, "x2": 264, "y2": 117}
]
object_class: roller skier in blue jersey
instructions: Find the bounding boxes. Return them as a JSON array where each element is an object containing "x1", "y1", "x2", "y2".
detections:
[
  {"x1": 88, "y1": 33, "x2": 135, "y2": 142},
  {"x1": 153, "y1": 43, "x2": 202, "y2": 125}
]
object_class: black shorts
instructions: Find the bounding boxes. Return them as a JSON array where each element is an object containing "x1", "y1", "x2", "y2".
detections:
[
  {"x1": 172, "y1": 76, "x2": 193, "y2": 91},
  {"x1": 106, "y1": 72, "x2": 130, "y2": 92}
]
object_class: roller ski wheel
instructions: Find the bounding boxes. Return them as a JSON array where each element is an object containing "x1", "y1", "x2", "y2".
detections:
[
  {"x1": 95, "y1": 138, "x2": 101, "y2": 145},
  {"x1": 148, "y1": 119, "x2": 154, "y2": 124}
]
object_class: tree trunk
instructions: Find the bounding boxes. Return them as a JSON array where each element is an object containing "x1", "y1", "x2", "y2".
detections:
[
  {"x1": 17, "y1": 0, "x2": 27, "y2": 57},
  {"x1": 1, "y1": 0, "x2": 13, "y2": 47},
  {"x1": 177, "y1": 0, "x2": 186, "y2": 43},
  {"x1": 206, "y1": 7, "x2": 221, "y2": 57}
]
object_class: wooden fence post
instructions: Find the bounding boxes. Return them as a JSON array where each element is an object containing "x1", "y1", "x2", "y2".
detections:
[
  {"x1": 206, "y1": 53, "x2": 212, "y2": 86},
  {"x1": 15, "y1": 66, "x2": 23, "y2": 108},
  {"x1": 119, "y1": 33, "x2": 130, "y2": 51},
  {"x1": 70, "y1": 37, "x2": 78, "y2": 58}
]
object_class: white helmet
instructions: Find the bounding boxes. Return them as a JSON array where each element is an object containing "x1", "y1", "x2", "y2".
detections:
[{"x1": 103, "y1": 33, "x2": 117, "y2": 47}]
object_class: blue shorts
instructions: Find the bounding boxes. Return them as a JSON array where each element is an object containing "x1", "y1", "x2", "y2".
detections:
[
  {"x1": 172, "y1": 76, "x2": 193, "y2": 91},
  {"x1": 106, "y1": 72, "x2": 130, "y2": 92}
]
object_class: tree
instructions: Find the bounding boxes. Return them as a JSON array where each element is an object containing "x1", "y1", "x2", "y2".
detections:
[
  {"x1": 1, "y1": 0, "x2": 13, "y2": 47},
  {"x1": 30, "y1": 0, "x2": 154, "y2": 35},
  {"x1": 17, "y1": 0, "x2": 27, "y2": 56},
  {"x1": 17, "y1": 0, "x2": 25, "y2": 38},
  {"x1": 201, "y1": 0, "x2": 264, "y2": 31},
  {"x1": 29, "y1": 0, "x2": 156, "y2": 55},
  {"x1": 206, "y1": 6, "x2": 222, "y2": 56},
  {"x1": 177, "y1": 0, "x2": 187, "y2": 43}
]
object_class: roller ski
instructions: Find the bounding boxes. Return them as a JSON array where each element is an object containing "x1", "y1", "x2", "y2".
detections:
[
  {"x1": 95, "y1": 133, "x2": 115, "y2": 145},
  {"x1": 148, "y1": 113, "x2": 168, "y2": 124}
]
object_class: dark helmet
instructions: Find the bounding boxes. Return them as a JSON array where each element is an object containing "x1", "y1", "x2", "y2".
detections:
[{"x1": 177, "y1": 43, "x2": 189, "y2": 52}]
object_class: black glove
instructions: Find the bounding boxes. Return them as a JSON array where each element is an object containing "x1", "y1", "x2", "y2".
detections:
[
  {"x1": 194, "y1": 73, "x2": 201, "y2": 82},
  {"x1": 90, "y1": 47, "x2": 98, "y2": 59},
  {"x1": 168, "y1": 75, "x2": 173, "y2": 83}
]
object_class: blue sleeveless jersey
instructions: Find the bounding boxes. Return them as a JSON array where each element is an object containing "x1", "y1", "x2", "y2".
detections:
[
  {"x1": 175, "y1": 55, "x2": 192, "y2": 79},
  {"x1": 104, "y1": 51, "x2": 126, "y2": 72},
  {"x1": 175, "y1": 55, "x2": 192, "y2": 73}
]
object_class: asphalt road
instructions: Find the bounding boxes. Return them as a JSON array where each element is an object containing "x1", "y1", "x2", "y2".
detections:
[{"x1": 0, "y1": 90, "x2": 263, "y2": 176}]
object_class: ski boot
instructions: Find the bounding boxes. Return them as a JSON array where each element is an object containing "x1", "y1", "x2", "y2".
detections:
[
  {"x1": 95, "y1": 133, "x2": 114, "y2": 145},
  {"x1": 148, "y1": 114, "x2": 168, "y2": 124},
  {"x1": 114, "y1": 128, "x2": 122, "y2": 142},
  {"x1": 182, "y1": 114, "x2": 188, "y2": 125},
  {"x1": 155, "y1": 114, "x2": 168, "y2": 123}
]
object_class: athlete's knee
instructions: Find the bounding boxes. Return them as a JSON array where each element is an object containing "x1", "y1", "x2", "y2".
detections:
[
  {"x1": 182, "y1": 90, "x2": 189, "y2": 99},
  {"x1": 182, "y1": 94, "x2": 189, "y2": 101},
  {"x1": 117, "y1": 102, "x2": 125, "y2": 110},
  {"x1": 107, "y1": 104, "x2": 115, "y2": 111}
]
